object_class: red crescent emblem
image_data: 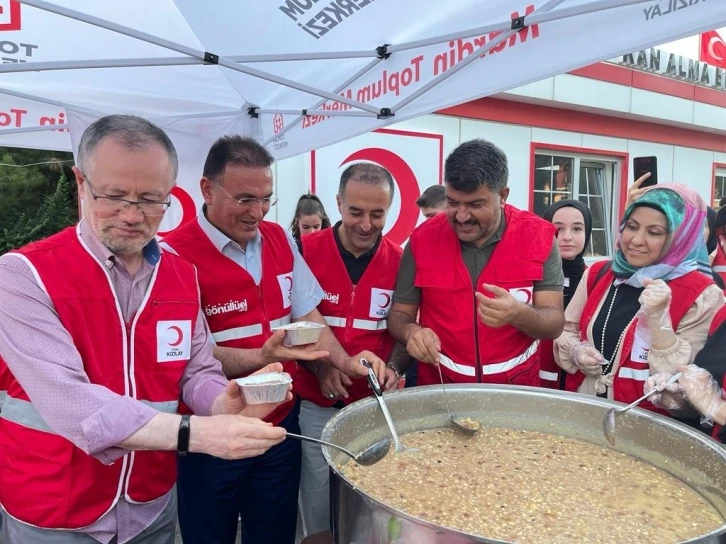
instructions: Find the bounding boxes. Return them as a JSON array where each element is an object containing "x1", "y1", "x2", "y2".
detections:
[
  {"x1": 157, "y1": 186, "x2": 197, "y2": 238},
  {"x1": 273, "y1": 113, "x2": 284, "y2": 134},
  {"x1": 167, "y1": 326, "x2": 183, "y2": 347},
  {"x1": 284, "y1": 276, "x2": 293, "y2": 290},
  {"x1": 378, "y1": 292, "x2": 391, "y2": 308},
  {"x1": 340, "y1": 148, "x2": 421, "y2": 246},
  {"x1": 708, "y1": 34, "x2": 726, "y2": 61},
  {"x1": 515, "y1": 288, "x2": 532, "y2": 304}
]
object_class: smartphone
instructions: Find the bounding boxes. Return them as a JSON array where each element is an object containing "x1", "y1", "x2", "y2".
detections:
[{"x1": 633, "y1": 156, "x2": 658, "y2": 188}]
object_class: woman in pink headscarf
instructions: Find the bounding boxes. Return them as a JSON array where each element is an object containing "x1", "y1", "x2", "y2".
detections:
[{"x1": 555, "y1": 183, "x2": 724, "y2": 412}]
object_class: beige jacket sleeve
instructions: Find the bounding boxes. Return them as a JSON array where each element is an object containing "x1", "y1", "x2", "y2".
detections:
[
  {"x1": 554, "y1": 268, "x2": 592, "y2": 374},
  {"x1": 647, "y1": 283, "x2": 725, "y2": 373}
]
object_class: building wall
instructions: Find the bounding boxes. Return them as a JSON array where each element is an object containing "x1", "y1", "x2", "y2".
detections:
[
  {"x1": 270, "y1": 57, "x2": 726, "y2": 249},
  {"x1": 272, "y1": 101, "x2": 726, "y2": 232}
]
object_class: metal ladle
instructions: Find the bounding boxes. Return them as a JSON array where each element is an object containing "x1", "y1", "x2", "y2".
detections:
[
  {"x1": 437, "y1": 355, "x2": 479, "y2": 435},
  {"x1": 602, "y1": 372, "x2": 681, "y2": 446},
  {"x1": 286, "y1": 433, "x2": 390, "y2": 466},
  {"x1": 361, "y1": 358, "x2": 418, "y2": 454}
]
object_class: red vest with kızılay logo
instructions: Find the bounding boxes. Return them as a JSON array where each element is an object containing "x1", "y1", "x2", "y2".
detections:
[
  {"x1": 713, "y1": 246, "x2": 726, "y2": 288},
  {"x1": 566, "y1": 260, "x2": 713, "y2": 412},
  {"x1": 162, "y1": 218, "x2": 295, "y2": 425},
  {"x1": 704, "y1": 305, "x2": 726, "y2": 442},
  {"x1": 410, "y1": 206, "x2": 555, "y2": 385},
  {"x1": 296, "y1": 228, "x2": 402, "y2": 407},
  {"x1": 0, "y1": 225, "x2": 199, "y2": 529}
]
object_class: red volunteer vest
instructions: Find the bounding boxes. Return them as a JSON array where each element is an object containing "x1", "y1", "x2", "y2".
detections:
[
  {"x1": 539, "y1": 268, "x2": 589, "y2": 389},
  {"x1": 538, "y1": 339, "x2": 561, "y2": 389},
  {"x1": 706, "y1": 306, "x2": 726, "y2": 442},
  {"x1": 162, "y1": 218, "x2": 295, "y2": 425},
  {"x1": 566, "y1": 260, "x2": 713, "y2": 412},
  {"x1": 410, "y1": 207, "x2": 556, "y2": 385},
  {"x1": 296, "y1": 229, "x2": 402, "y2": 407},
  {"x1": 712, "y1": 246, "x2": 726, "y2": 287},
  {"x1": 0, "y1": 226, "x2": 199, "y2": 529}
]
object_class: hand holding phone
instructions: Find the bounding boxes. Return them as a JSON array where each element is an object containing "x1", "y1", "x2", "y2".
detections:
[
  {"x1": 633, "y1": 156, "x2": 658, "y2": 188},
  {"x1": 626, "y1": 157, "x2": 658, "y2": 207}
]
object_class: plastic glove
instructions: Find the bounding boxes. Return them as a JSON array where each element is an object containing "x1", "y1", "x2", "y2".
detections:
[
  {"x1": 571, "y1": 341, "x2": 604, "y2": 377},
  {"x1": 638, "y1": 279, "x2": 677, "y2": 350},
  {"x1": 639, "y1": 278, "x2": 672, "y2": 317},
  {"x1": 645, "y1": 372, "x2": 689, "y2": 412},
  {"x1": 675, "y1": 365, "x2": 726, "y2": 425}
]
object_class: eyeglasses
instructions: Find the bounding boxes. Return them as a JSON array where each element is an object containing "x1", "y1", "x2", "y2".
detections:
[
  {"x1": 214, "y1": 182, "x2": 278, "y2": 208},
  {"x1": 84, "y1": 175, "x2": 171, "y2": 217}
]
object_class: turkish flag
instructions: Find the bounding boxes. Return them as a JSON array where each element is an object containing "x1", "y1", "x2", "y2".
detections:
[{"x1": 700, "y1": 30, "x2": 726, "y2": 69}]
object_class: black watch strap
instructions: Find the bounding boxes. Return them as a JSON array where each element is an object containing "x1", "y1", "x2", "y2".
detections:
[{"x1": 177, "y1": 414, "x2": 191, "y2": 457}]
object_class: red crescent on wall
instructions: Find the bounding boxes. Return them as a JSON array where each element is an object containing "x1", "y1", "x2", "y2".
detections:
[
  {"x1": 340, "y1": 148, "x2": 421, "y2": 246},
  {"x1": 157, "y1": 186, "x2": 197, "y2": 238}
]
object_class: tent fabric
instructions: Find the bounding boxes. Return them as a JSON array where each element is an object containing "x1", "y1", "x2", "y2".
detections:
[{"x1": 0, "y1": 0, "x2": 724, "y2": 158}]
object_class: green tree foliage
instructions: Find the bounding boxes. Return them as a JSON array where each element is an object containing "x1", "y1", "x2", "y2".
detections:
[{"x1": 0, "y1": 147, "x2": 77, "y2": 254}]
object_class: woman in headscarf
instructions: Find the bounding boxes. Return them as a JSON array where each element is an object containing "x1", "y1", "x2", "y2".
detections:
[
  {"x1": 555, "y1": 184, "x2": 724, "y2": 411},
  {"x1": 539, "y1": 200, "x2": 592, "y2": 389},
  {"x1": 645, "y1": 304, "x2": 726, "y2": 443}
]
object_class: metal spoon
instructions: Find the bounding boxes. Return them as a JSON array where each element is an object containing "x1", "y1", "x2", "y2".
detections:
[
  {"x1": 286, "y1": 432, "x2": 391, "y2": 466},
  {"x1": 361, "y1": 358, "x2": 418, "y2": 454},
  {"x1": 602, "y1": 372, "x2": 681, "y2": 446},
  {"x1": 436, "y1": 355, "x2": 479, "y2": 435}
]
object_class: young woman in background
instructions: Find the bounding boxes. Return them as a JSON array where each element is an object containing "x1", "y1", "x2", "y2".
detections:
[
  {"x1": 539, "y1": 200, "x2": 592, "y2": 389},
  {"x1": 291, "y1": 194, "x2": 331, "y2": 252}
]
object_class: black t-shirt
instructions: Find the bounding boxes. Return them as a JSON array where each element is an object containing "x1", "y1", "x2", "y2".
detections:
[
  {"x1": 592, "y1": 283, "x2": 643, "y2": 368},
  {"x1": 300, "y1": 222, "x2": 380, "y2": 285}
]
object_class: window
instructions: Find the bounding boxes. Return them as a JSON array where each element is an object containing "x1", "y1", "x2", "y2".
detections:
[
  {"x1": 713, "y1": 165, "x2": 726, "y2": 209},
  {"x1": 533, "y1": 151, "x2": 621, "y2": 258}
]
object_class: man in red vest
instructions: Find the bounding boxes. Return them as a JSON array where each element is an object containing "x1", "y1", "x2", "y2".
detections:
[
  {"x1": 389, "y1": 139, "x2": 565, "y2": 386},
  {"x1": 296, "y1": 163, "x2": 408, "y2": 543},
  {"x1": 161, "y1": 136, "x2": 387, "y2": 544},
  {"x1": 0, "y1": 115, "x2": 289, "y2": 544}
]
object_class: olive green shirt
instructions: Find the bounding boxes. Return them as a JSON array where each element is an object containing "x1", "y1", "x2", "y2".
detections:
[{"x1": 394, "y1": 214, "x2": 564, "y2": 305}]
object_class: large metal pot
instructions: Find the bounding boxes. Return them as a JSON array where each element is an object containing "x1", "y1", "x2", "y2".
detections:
[{"x1": 321, "y1": 385, "x2": 726, "y2": 543}]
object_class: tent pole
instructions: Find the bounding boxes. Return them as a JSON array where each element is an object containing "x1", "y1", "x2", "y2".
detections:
[
  {"x1": 18, "y1": 0, "x2": 379, "y2": 115},
  {"x1": 0, "y1": 87, "x2": 104, "y2": 118},
  {"x1": 215, "y1": 58, "x2": 381, "y2": 114},
  {"x1": 0, "y1": 124, "x2": 68, "y2": 135},
  {"x1": 0, "y1": 57, "x2": 200, "y2": 74},
  {"x1": 0, "y1": 49, "x2": 381, "y2": 74},
  {"x1": 389, "y1": 0, "x2": 653, "y2": 53},
  {"x1": 256, "y1": 109, "x2": 376, "y2": 117},
  {"x1": 262, "y1": 57, "x2": 382, "y2": 147},
  {"x1": 391, "y1": 0, "x2": 568, "y2": 113},
  {"x1": 0, "y1": 87, "x2": 64, "y2": 107},
  {"x1": 158, "y1": 110, "x2": 245, "y2": 120},
  {"x1": 227, "y1": 51, "x2": 377, "y2": 62}
]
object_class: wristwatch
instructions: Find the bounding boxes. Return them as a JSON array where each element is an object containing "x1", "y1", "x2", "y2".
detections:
[
  {"x1": 177, "y1": 414, "x2": 191, "y2": 457},
  {"x1": 386, "y1": 364, "x2": 402, "y2": 380}
]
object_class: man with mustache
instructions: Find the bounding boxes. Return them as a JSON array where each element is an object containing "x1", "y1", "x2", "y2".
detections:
[
  {"x1": 388, "y1": 139, "x2": 565, "y2": 387},
  {"x1": 0, "y1": 115, "x2": 289, "y2": 544},
  {"x1": 161, "y1": 136, "x2": 387, "y2": 544}
]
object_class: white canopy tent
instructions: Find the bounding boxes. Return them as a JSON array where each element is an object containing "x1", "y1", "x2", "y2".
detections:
[{"x1": 0, "y1": 0, "x2": 724, "y2": 233}]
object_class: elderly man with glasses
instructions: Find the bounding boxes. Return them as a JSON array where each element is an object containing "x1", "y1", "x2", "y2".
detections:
[
  {"x1": 0, "y1": 116, "x2": 292, "y2": 544},
  {"x1": 161, "y1": 135, "x2": 387, "y2": 544}
]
